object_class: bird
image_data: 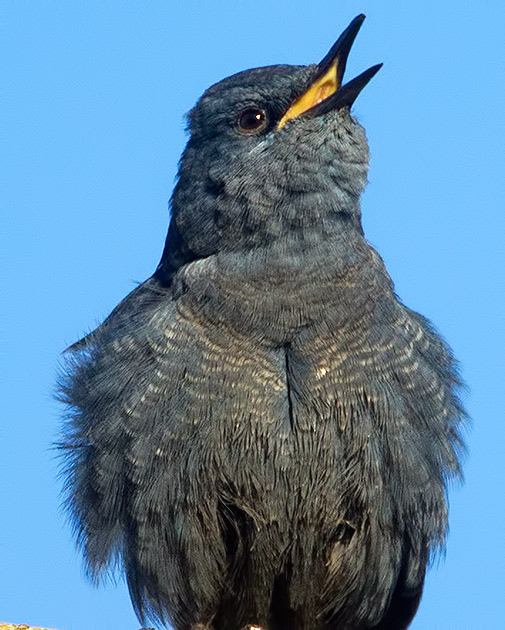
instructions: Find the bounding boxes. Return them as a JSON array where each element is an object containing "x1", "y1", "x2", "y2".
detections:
[{"x1": 58, "y1": 14, "x2": 465, "y2": 630}]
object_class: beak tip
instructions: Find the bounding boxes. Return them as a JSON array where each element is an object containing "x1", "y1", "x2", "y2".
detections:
[
  {"x1": 277, "y1": 16, "x2": 380, "y2": 128},
  {"x1": 351, "y1": 13, "x2": 366, "y2": 30}
]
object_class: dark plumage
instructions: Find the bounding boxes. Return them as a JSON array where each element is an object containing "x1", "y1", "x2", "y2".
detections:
[{"x1": 58, "y1": 15, "x2": 465, "y2": 630}]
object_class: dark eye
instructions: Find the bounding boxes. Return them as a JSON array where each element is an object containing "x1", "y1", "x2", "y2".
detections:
[{"x1": 237, "y1": 108, "x2": 268, "y2": 134}]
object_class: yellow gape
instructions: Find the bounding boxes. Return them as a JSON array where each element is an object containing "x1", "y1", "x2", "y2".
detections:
[{"x1": 277, "y1": 61, "x2": 338, "y2": 129}]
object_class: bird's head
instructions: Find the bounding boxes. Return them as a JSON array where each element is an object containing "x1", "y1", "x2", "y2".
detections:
[{"x1": 162, "y1": 15, "x2": 381, "y2": 275}]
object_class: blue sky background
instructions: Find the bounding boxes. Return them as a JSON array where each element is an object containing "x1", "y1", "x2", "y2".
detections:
[{"x1": 2, "y1": 1, "x2": 504, "y2": 629}]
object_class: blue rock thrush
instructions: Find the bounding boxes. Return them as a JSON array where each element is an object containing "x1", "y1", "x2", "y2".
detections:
[{"x1": 59, "y1": 14, "x2": 465, "y2": 630}]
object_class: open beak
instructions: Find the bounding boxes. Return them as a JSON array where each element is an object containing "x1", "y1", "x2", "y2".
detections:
[{"x1": 277, "y1": 14, "x2": 382, "y2": 130}]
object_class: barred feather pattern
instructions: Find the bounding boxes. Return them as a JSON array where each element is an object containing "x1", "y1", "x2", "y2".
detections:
[{"x1": 59, "y1": 232, "x2": 465, "y2": 630}]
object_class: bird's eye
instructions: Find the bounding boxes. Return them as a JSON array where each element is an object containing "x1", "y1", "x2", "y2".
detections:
[{"x1": 237, "y1": 108, "x2": 268, "y2": 134}]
